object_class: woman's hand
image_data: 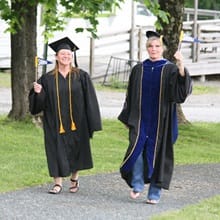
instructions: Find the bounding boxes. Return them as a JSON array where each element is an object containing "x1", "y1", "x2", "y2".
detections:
[
  {"x1": 33, "y1": 82, "x2": 42, "y2": 93},
  {"x1": 174, "y1": 50, "x2": 183, "y2": 62},
  {"x1": 174, "y1": 51, "x2": 185, "y2": 76}
]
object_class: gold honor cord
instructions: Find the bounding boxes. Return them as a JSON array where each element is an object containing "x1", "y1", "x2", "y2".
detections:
[
  {"x1": 55, "y1": 72, "x2": 76, "y2": 134},
  {"x1": 68, "y1": 73, "x2": 76, "y2": 131}
]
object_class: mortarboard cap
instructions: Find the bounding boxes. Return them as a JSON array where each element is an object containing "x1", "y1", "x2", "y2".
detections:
[
  {"x1": 146, "y1": 31, "x2": 168, "y2": 46},
  {"x1": 49, "y1": 37, "x2": 79, "y2": 53},
  {"x1": 48, "y1": 37, "x2": 79, "y2": 67}
]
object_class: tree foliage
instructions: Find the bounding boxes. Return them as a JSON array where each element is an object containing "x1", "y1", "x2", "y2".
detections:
[
  {"x1": 40, "y1": 0, "x2": 125, "y2": 39},
  {"x1": 142, "y1": 0, "x2": 169, "y2": 30},
  {"x1": 0, "y1": 0, "x2": 124, "y2": 39},
  {"x1": 157, "y1": 0, "x2": 184, "y2": 61},
  {"x1": 185, "y1": 0, "x2": 220, "y2": 10}
]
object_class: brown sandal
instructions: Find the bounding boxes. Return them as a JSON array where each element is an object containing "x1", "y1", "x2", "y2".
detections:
[
  {"x1": 69, "y1": 178, "x2": 79, "y2": 193},
  {"x1": 48, "y1": 184, "x2": 62, "y2": 194}
]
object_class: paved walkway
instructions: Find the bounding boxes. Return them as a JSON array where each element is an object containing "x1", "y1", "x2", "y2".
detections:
[{"x1": 0, "y1": 164, "x2": 220, "y2": 220}]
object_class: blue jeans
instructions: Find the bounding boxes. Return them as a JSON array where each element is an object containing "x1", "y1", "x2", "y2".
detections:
[
  {"x1": 131, "y1": 152, "x2": 161, "y2": 200},
  {"x1": 147, "y1": 183, "x2": 161, "y2": 201},
  {"x1": 131, "y1": 152, "x2": 144, "y2": 192}
]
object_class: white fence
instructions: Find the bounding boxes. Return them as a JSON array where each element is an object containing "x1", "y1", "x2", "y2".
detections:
[
  {"x1": 89, "y1": 20, "x2": 220, "y2": 81},
  {"x1": 182, "y1": 19, "x2": 220, "y2": 80}
]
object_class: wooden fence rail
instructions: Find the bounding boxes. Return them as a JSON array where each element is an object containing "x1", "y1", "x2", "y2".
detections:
[{"x1": 89, "y1": 20, "x2": 220, "y2": 82}]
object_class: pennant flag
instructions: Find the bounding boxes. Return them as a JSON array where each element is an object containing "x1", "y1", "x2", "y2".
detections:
[
  {"x1": 35, "y1": 57, "x2": 53, "y2": 81},
  {"x1": 38, "y1": 57, "x2": 53, "y2": 66},
  {"x1": 182, "y1": 35, "x2": 203, "y2": 43},
  {"x1": 35, "y1": 56, "x2": 52, "y2": 67}
]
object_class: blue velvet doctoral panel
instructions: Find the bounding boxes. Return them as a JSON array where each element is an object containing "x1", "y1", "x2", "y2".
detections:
[{"x1": 141, "y1": 59, "x2": 166, "y2": 178}]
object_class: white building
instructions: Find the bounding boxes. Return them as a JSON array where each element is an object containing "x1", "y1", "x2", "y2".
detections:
[
  {"x1": 0, "y1": 20, "x2": 11, "y2": 68},
  {"x1": 0, "y1": 1, "x2": 156, "y2": 69}
]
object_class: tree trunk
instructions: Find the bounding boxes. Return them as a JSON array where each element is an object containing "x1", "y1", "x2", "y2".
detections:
[
  {"x1": 158, "y1": 0, "x2": 189, "y2": 124},
  {"x1": 158, "y1": 0, "x2": 184, "y2": 60},
  {"x1": 9, "y1": 2, "x2": 37, "y2": 120}
]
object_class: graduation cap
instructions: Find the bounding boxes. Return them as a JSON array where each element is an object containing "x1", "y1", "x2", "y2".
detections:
[
  {"x1": 146, "y1": 31, "x2": 168, "y2": 46},
  {"x1": 49, "y1": 37, "x2": 79, "y2": 67}
]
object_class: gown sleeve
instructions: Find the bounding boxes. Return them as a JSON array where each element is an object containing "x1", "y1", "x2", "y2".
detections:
[
  {"x1": 80, "y1": 70, "x2": 102, "y2": 137},
  {"x1": 168, "y1": 65, "x2": 192, "y2": 103},
  {"x1": 117, "y1": 74, "x2": 132, "y2": 125},
  {"x1": 29, "y1": 79, "x2": 46, "y2": 115},
  {"x1": 118, "y1": 64, "x2": 142, "y2": 125}
]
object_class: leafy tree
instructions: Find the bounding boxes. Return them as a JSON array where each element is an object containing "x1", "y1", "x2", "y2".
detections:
[
  {"x1": 157, "y1": 0, "x2": 184, "y2": 60},
  {"x1": 142, "y1": 0, "x2": 169, "y2": 30},
  {"x1": 0, "y1": 0, "x2": 124, "y2": 120},
  {"x1": 185, "y1": 0, "x2": 220, "y2": 10}
]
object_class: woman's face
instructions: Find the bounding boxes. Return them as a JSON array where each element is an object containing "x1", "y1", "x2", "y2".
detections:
[
  {"x1": 56, "y1": 49, "x2": 73, "y2": 66},
  {"x1": 147, "y1": 39, "x2": 164, "y2": 61}
]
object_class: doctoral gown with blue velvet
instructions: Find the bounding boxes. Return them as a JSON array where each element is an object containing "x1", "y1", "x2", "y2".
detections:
[{"x1": 118, "y1": 59, "x2": 192, "y2": 190}]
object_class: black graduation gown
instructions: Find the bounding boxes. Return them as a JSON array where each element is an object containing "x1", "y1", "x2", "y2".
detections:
[
  {"x1": 29, "y1": 69, "x2": 102, "y2": 177},
  {"x1": 118, "y1": 62, "x2": 192, "y2": 190}
]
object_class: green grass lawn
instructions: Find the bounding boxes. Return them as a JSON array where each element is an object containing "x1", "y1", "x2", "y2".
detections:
[
  {"x1": 151, "y1": 195, "x2": 220, "y2": 220},
  {"x1": 0, "y1": 72, "x2": 11, "y2": 88},
  {"x1": 0, "y1": 117, "x2": 219, "y2": 193}
]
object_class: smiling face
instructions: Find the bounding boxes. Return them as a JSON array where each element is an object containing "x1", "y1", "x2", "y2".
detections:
[
  {"x1": 56, "y1": 49, "x2": 73, "y2": 66},
  {"x1": 146, "y1": 37, "x2": 164, "y2": 61}
]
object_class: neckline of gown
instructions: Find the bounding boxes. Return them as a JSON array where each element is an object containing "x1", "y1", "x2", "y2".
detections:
[{"x1": 143, "y1": 58, "x2": 168, "y2": 68}]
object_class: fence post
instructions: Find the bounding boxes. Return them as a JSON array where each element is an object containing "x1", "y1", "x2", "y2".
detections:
[
  {"x1": 130, "y1": 0, "x2": 135, "y2": 61},
  {"x1": 196, "y1": 24, "x2": 201, "y2": 62},
  {"x1": 89, "y1": 37, "x2": 95, "y2": 77},
  {"x1": 197, "y1": 25, "x2": 206, "y2": 82},
  {"x1": 130, "y1": 29, "x2": 135, "y2": 61},
  {"x1": 138, "y1": 28, "x2": 143, "y2": 61},
  {"x1": 192, "y1": 0, "x2": 198, "y2": 62}
]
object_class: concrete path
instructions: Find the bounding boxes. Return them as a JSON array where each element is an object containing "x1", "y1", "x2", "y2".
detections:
[{"x1": 0, "y1": 164, "x2": 220, "y2": 220}]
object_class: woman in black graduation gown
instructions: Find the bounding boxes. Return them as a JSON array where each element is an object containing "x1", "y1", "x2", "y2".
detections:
[
  {"x1": 29, "y1": 37, "x2": 102, "y2": 194},
  {"x1": 118, "y1": 31, "x2": 192, "y2": 204}
]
